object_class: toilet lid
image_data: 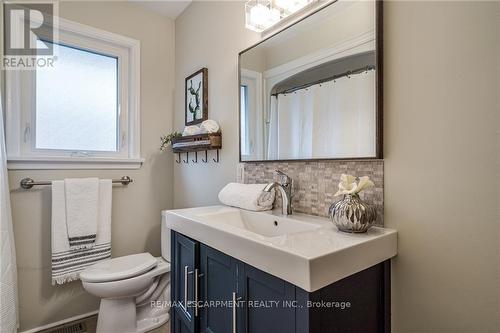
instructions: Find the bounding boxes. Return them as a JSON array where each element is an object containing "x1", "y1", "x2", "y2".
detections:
[{"x1": 80, "y1": 253, "x2": 158, "y2": 283}]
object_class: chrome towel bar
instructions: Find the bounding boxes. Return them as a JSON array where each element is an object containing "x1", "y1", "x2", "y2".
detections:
[{"x1": 20, "y1": 176, "x2": 133, "y2": 190}]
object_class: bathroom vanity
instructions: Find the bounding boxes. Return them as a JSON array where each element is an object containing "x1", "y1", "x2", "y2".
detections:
[{"x1": 163, "y1": 206, "x2": 397, "y2": 333}]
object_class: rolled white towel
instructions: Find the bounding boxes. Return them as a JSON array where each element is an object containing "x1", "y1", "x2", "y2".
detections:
[
  {"x1": 218, "y1": 183, "x2": 275, "y2": 211},
  {"x1": 183, "y1": 125, "x2": 201, "y2": 136},
  {"x1": 200, "y1": 119, "x2": 220, "y2": 133}
]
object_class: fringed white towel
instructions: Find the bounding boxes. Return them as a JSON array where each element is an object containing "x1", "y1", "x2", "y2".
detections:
[
  {"x1": 218, "y1": 183, "x2": 275, "y2": 211},
  {"x1": 52, "y1": 179, "x2": 112, "y2": 285},
  {"x1": 64, "y1": 178, "x2": 99, "y2": 250}
]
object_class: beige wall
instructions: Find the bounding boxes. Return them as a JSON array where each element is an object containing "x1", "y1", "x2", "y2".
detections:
[
  {"x1": 7, "y1": 2, "x2": 175, "y2": 331},
  {"x1": 175, "y1": 1, "x2": 500, "y2": 332},
  {"x1": 173, "y1": 1, "x2": 260, "y2": 209},
  {"x1": 384, "y1": 1, "x2": 499, "y2": 332}
]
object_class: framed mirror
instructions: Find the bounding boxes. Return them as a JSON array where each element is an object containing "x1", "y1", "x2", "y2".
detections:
[{"x1": 239, "y1": 0, "x2": 382, "y2": 162}]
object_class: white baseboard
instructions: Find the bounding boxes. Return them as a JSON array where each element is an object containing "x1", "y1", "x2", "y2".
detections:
[{"x1": 19, "y1": 310, "x2": 99, "y2": 333}]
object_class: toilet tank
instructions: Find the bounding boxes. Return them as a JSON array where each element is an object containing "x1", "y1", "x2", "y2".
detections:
[{"x1": 161, "y1": 212, "x2": 171, "y2": 262}]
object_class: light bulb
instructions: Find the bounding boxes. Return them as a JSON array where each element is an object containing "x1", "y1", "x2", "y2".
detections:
[{"x1": 250, "y1": 4, "x2": 271, "y2": 27}]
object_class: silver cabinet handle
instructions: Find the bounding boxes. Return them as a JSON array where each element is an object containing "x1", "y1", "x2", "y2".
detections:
[
  {"x1": 194, "y1": 268, "x2": 199, "y2": 317},
  {"x1": 232, "y1": 292, "x2": 237, "y2": 333},
  {"x1": 232, "y1": 292, "x2": 242, "y2": 333},
  {"x1": 181, "y1": 266, "x2": 195, "y2": 313},
  {"x1": 183, "y1": 265, "x2": 189, "y2": 310}
]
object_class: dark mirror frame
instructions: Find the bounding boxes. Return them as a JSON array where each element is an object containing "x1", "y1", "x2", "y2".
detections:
[{"x1": 238, "y1": 0, "x2": 383, "y2": 163}]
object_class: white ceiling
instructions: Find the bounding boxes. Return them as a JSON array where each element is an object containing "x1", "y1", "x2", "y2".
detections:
[{"x1": 130, "y1": 1, "x2": 192, "y2": 19}]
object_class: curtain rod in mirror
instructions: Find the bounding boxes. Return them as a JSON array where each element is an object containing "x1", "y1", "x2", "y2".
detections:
[{"x1": 271, "y1": 65, "x2": 376, "y2": 97}]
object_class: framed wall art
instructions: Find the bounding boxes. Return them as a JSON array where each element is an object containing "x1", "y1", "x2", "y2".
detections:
[{"x1": 185, "y1": 68, "x2": 208, "y2": 125}]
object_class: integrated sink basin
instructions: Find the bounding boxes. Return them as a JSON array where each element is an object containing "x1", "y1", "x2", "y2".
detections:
[
  {"x1": 163, "y1": 205, "x2": 397, "y2": 292},
  {"x1": 197, "y1": 209, "x2": 322, "y2": 238}
]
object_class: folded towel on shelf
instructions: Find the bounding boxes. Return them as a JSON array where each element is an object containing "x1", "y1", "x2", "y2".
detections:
[
  {"x1": 172, "y1": 140, "x2": 211, "y2": 149},
  {"x1": 218, "y1": 183, "x2": 275, "y2": 211},
  {"x1": 200, "y1": 119, "x2": 220, "y2": 133},
  {"x1": 52, "y1": 179, "x2": 112, "y2": 285},
  {"x1": 64, "y1": 178, "x2": 99, "y2": 250},
  {"x1": 182, "y1": 125, "x2": 202, "y2": 136}
]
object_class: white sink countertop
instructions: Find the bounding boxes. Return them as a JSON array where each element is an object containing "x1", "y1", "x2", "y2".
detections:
[{"x1": 162, "y1": 205, "x2": 397, "y2": 292}]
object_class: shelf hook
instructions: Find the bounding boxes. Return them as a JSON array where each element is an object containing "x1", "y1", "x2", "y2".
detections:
[
  {"x1": 202, "y1": 150, "x2": 208, "y2": 163},
  {"x1": 175, "y1": 153, "x2": 181, "y2": 164},
  {"x1": 192, "y1": 151, "x2": 198, "y2": 163},
  {"x1": 213, "y1": 149, "x2": 220, "y2": 163},
  {"x1": 183, "y1": 152, "x2": 189, "y2": 163}
]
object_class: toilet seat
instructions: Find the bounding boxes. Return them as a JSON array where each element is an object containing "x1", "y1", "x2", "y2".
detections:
[
  {"x1": 80, "y1": 253, "x2": 158, "y2": 283},
  {"x1": 81, "y1": 219, "x2": 172, "y2": 333}
]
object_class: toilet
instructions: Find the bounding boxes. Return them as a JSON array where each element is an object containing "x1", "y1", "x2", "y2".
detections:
[{"x1": 80, "y1": 223, "x2": 171, "y2": 333}]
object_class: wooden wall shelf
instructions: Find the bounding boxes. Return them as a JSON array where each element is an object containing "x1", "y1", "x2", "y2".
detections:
[{"x1": 172, "y1": 132, "x2": 222, "y2": 163}]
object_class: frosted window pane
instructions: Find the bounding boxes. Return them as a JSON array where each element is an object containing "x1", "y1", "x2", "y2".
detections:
[{"x1": 36, "y1": 41, "x2": 118, "y2": 152}]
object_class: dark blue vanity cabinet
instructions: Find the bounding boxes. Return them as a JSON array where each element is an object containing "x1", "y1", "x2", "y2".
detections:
[
  {"x1": 172, "y1": 232, "x2": 199, "y2": 333},
  {"x1": 171, "y1": 231, "x2": 391, "y2": 333},
  {"x1": 199, "y1": 243, "x2": 244, "y2": 333},
  {"x1": 241, "y1": 265, "x2": 297, "y2": 332}
]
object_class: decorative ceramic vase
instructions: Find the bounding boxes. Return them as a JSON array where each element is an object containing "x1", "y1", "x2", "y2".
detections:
[{"x1": 329, "y1": 194, "x2": 377, "y2": 233}]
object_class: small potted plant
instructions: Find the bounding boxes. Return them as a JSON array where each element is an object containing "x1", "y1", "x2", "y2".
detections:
[
  {"x1": 160, "y1": 131, "x2": 182, "y2": 151},
  {"x1": 329, "y1": 174, "x2": 377, "y2": 233}
]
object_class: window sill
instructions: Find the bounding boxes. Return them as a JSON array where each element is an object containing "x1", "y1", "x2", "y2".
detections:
[{"x1": 7, "y1": 156, "x2": 145, "y2": 170}]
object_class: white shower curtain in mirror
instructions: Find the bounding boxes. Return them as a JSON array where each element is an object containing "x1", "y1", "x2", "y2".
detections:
[
  {"x1": 267, "y1": 70, "x2": 376, "y2": 160},
  {"x1": 0, "y1": 91, "x2": 18, "y2": 332}
]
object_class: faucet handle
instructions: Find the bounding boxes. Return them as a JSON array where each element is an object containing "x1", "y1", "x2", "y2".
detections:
[{"x1": 275, "y1": 169, "x2": 291, "y2": 185}]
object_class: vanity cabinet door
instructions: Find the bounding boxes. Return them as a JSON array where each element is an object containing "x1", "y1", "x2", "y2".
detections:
[
  {"x1": 199, "y1": 244, "x2": 244, "y2": 333},
  {"x1": 172, "y1": 232, "x2": 199, "y2": 333},
  {"x1": 173, "y1": 314, "x2": 195, "y2": 333},
  {"x1": 241, "y1": 264, "x2": 296, "y2": 333}
]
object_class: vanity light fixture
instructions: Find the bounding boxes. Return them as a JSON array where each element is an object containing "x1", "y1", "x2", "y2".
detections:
[{"x1": 245, "y1": 0, "x2": 316, "y2": 32}]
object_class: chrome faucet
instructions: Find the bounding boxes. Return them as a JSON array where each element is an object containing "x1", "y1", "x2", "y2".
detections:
[{"x1": 264, "y1": 170, "x2": 293, "y2": 215}]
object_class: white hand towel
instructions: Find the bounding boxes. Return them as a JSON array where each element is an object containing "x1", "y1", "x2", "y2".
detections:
[
  {"x1": 64, "y1": 178, "x2": 99, "y2": 250},
  {"x1": 52, "y1": 179, "x2": 112, "y2": 285},
  {"x1": 200, "y1": 119, "x2": 220, "y2": 133},
  {"x1": 182, "y1": 125, "x2": 202, "y2": 136},
  {"x1": 218, "y1": 183, "x2": 275, "y2": 211}
]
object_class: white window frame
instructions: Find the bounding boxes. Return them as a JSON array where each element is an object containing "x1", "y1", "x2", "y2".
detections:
[
  {"x1": 5, "y1": 16, "x2": 142, "y2": 169},
  {"x1": 240, "y1": 68, "x2": 263, "y2": 161}
]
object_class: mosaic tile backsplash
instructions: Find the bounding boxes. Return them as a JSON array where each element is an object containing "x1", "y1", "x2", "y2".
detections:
[{"x1": 241, "y1": 160, "x2": 384, "y2": 226}]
